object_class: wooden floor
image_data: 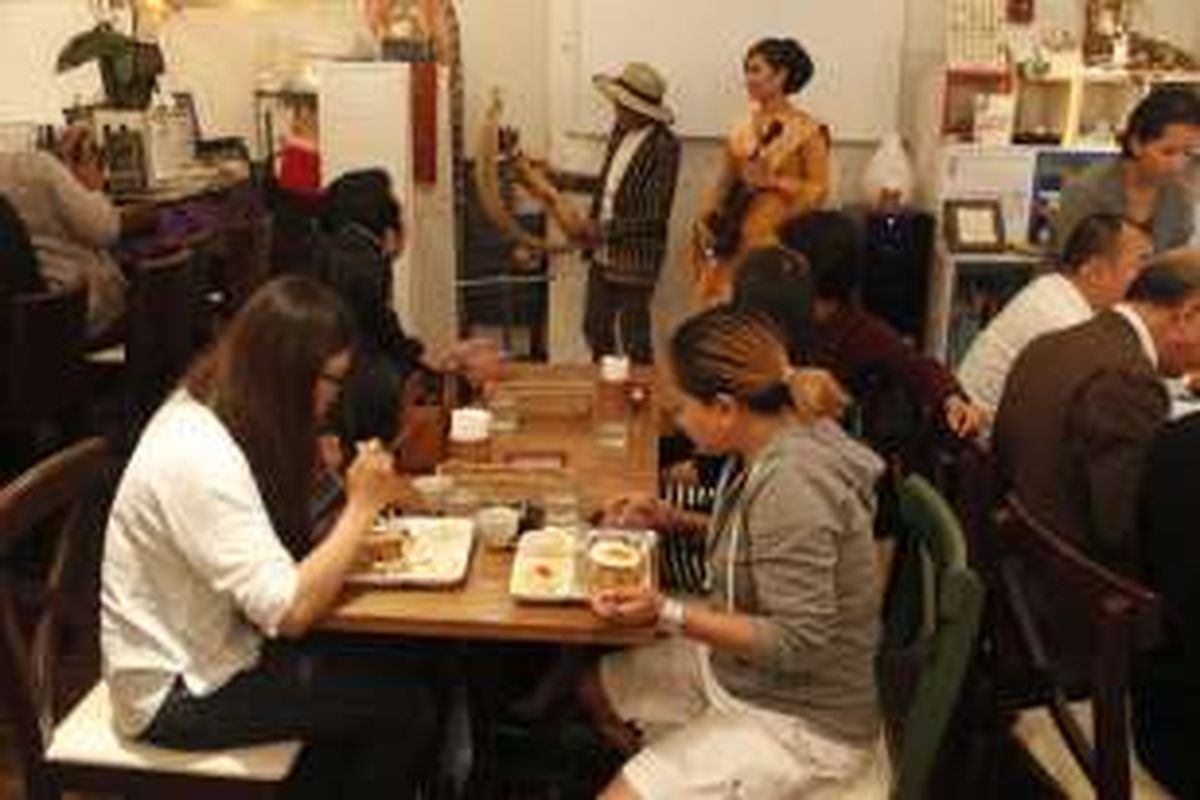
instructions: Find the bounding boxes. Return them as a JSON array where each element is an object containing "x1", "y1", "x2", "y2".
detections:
[
  {"x1": 0, "y1": 711, "x2": 1085, "y2": 800},
  {"x1": 1014, "y1": 705, "x2": 1172, "y2": 799}
]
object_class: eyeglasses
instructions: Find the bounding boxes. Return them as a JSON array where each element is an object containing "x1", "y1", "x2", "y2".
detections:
[{"x1": 319, "y1": 370, "x2": 347, "y2": 388}]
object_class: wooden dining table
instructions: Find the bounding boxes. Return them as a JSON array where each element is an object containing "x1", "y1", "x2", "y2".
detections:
[{"x1": 321, "y1": 363, "x2": 660, "y2": 647}]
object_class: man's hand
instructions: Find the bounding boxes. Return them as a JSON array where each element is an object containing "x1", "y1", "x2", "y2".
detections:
[{"x1": 944, "y1": 395, "x2": 987, "y2": 439}]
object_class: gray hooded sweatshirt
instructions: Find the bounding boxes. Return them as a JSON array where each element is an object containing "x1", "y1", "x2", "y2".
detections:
[{"x1": 707, "y1": 419, "x2": 884, "y2": 746}]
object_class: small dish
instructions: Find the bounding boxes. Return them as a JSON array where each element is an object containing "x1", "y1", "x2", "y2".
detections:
[
  {"x1": 412, "y1": 474, "x2": 455, "y2": 512},
  {"x1": 509, "y1": 527, "x2": 584, "y2": 603}
]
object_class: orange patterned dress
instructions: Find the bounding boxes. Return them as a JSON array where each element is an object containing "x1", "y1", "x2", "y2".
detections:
[{"x1": 694, "y1": 104, "x2": 831, "y2": 305}]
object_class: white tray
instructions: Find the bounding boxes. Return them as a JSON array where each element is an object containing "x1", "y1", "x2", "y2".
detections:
[
  {"x1": 509, "y1": 529, "x2": 586, "y2": 604},
  {"x1": 346, "y1": 516, "x2": 475, "y2": 588}
]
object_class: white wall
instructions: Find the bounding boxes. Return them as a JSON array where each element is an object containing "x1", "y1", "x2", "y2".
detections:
[
  {"x1": 433, "y1": 0, "x2": 1200, "y2": 361},
  {"x1": 459, "y1": 0, "x2": 551, "y2": 155},
  {"x1": 0, "y1": 0, "x2": 105, "y2": 124},
  {"x1": 160, "y1": 2, "x2": 372, "y2": 154},
  {"x1": 537, "y1": 1, "x2": 886, "y2": 361},
  {"x1": 4, "y1": 0, "x2": 1198, "y2": 359}
]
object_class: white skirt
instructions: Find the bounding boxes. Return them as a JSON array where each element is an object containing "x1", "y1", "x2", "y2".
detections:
[{"x1": 600, "y1": 638, "x2": 890, "y2": 799}]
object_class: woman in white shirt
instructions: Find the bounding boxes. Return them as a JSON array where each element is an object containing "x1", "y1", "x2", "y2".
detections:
[{"x1": 101, "y1": 276, "x2": 434, "y2": 798}]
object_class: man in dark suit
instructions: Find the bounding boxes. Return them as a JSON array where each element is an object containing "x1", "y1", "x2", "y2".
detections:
[
  {"x1": 1133, "y1": 410, "x2": 1200, "y2": 797},
  {"x1": 994, "y1": 249, "x2": 1200, "y2": 571},
  {"x1": 551, "y1": 62, "x2": 681, "y2": 363}
]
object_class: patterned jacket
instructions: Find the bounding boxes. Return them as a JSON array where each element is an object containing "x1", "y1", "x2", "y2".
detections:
[{"x1": 558, "y1": 122, "x2": 681, "y2": 287}]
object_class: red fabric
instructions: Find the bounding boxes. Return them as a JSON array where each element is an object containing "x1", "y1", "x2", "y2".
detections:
[
  {"x1": 279, "y1": 142, "x2": 322, "y2": 200},
  {"x1": 411, "y1": 61, "x2": 438, "y2": 186},
  {"x1": 813, "y1": 305, "x2": 962, "y2": 412}
]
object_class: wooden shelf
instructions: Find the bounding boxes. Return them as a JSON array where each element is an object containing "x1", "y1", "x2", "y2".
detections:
[{"x1": 943, "y1": 67, "x2": 1200, "y2": 147}]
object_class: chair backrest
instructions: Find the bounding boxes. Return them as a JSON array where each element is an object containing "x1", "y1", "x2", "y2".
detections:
[
  {"x1": 268, "y1": 187, "x2": 320, "y2": 279},
  {"x1": 0, "y1": 192, "x2": 45, "y2": 299},
  {"x1": 222, "y1": 215, "x2": 273, "y2": 313},
  {"x1": 126, "y1": 248, "x2": 195, "y2": 412},
  {"x1": 0, "y1": 284, "x2": 87, "y2": 429},
  {"x1": 881, "y1": 474, "x2": 985, "y2": 800},
  {"x1": 931, "y1": 438, "x2": 999, "y2": 577},
  {"x1": 180, "y1": 230, "x2": 224, "y2": 344},
  {"x1": 994, "y1": 496, "x2": 1161, "y2": 800},
  {"x1": 0, "y1": 439, "x2": 110, "y2": 798},
  {"x1": 846, "y1": 365, "x2": 924, "y2": 464}
]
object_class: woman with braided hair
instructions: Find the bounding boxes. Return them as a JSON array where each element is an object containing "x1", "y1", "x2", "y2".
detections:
[{"x1": 582, "y1": 306, "x2": 889, "y2": 798}]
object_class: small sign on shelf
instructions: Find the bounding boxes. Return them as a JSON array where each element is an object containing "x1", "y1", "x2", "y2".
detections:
[{"x1": 944, "y1": 199, "x2": 1008, "y2": 253}]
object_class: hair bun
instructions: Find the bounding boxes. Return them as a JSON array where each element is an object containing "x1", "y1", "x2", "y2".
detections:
[
  {"x1": 784, "y1": 367, "x2": 849, "y2": 423},
  {"x1": 749, "y1": 37, "x2": 815, "y2": 95}
]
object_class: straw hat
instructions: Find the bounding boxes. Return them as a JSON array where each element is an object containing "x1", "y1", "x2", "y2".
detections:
[{"x1": 593, "y1": 62, "x2": 674, "y2": 125}]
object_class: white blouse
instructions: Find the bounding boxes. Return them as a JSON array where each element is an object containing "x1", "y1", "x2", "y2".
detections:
[
  {"x1": 957, "y1": 273, "x2": 1094, "y2": 416},
  {"x1": 101, "y1": 392, "x2": 299, "y2": 737}
]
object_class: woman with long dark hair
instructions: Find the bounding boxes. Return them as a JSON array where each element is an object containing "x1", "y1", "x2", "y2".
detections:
[
  {"x1": 317, "y1": 168, "x2": 498, "y2": 452},
  {"x1": 693, "y1": 37, "x2": 831, "y2": 305},
  {"x1": 101, "y1": 276, "x2": 434, "y2": 798},
  {"x1": 583, "y1": 307, "x2": 888, "y2": 798}
]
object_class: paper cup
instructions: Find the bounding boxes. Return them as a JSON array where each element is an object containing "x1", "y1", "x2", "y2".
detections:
[
  {"x1": 450, "y1": 408, "x2": 492, "y2": 443},
  {"x1": 600, "y1": 355, "x2": 631, "y2": 383}
]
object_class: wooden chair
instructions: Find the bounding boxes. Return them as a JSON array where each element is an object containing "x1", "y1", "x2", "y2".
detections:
[
  {"x1": 879, "y1": 474, "x2": 985, "y2": 800},
  {"x1": 179, "y1": 229, "x2": 226, "y2": 345},
  {"x1": 930, "y1": 438, "x2": 998, "y2": 575},
  {"x1": 0, "y1": 438, "x2": 301, "y2": 800},
  {"x1": 267, "y1": 186, "x2": 320, "y2": 280},
  {"x1": 128, "y1": 248, "x2": 199, "y2": 400},
  {"x1": 89, "y1": 248, "x2": 198, "y2": 443},
  {"x1": 220, "y1": 214, "x2": 273, "y2": 314},
  {"x1": 993, "y1": 495, "x2": 1162, "y2": 800},
  {"x1": 0, "y1": 284, "x2": 88, "y2": 437}
]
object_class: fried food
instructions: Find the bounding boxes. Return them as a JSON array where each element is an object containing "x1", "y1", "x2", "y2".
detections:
[{"x1": 360, "y1": 529, "x2": 412, "y2": 571}]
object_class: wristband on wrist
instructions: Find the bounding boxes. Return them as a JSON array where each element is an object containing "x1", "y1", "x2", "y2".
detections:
[{"x1": 657, "y1": 597, "x2": 687, "y2": 635}]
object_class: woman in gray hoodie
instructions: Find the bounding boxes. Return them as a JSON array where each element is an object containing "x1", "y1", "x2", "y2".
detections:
[{"x1": 583, "y1": 305, "x2": 888, "y2": 799}]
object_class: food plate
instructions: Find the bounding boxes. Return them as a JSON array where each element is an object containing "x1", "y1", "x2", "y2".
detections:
[
  {"x1": 509, "y1": 528, "x2": 586, "y2": 603},
  {"x1": 346, "y1": 516, "x2": 475, "y2": 588}
]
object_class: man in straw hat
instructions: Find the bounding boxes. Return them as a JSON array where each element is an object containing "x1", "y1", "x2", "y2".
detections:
[{"x1": 546, "y1": 62, "x2": 681, "y2": 363}]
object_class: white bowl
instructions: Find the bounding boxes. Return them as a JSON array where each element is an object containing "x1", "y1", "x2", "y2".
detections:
[
  {"x1": 476, "y1": 505, "x2": 521, "y2": 550},
  {"x1": 519, "y1": 527, "x2": 577, "y2": 558},
  {"x1": 411, "y1": 474, "x2": 455, "y2": 503}
]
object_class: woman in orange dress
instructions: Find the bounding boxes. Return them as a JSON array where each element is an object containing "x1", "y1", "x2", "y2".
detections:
[{"x1": 694, "y1": 37, "x2": 831, "y2": 305}]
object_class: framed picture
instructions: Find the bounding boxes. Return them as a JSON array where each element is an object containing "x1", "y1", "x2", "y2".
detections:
[{"x1": 944, "y1": 199, "x2": 1007, "y2": 252}]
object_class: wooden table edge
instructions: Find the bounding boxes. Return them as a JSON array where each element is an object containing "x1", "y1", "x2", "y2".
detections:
[{"x1": 318, "y1": 611, "x2": 657, "y2": 647}]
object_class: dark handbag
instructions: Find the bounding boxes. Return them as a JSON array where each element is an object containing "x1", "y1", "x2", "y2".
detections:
[{"x1": 391, "y1": 370, "x2": 454, "y2": 474}]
